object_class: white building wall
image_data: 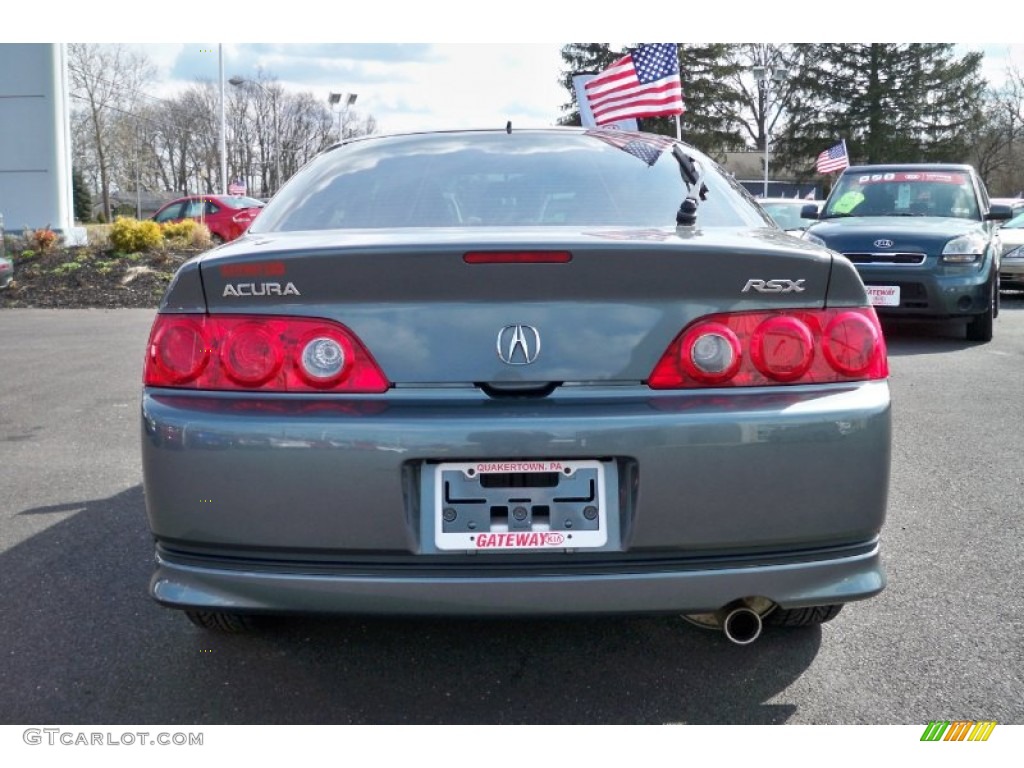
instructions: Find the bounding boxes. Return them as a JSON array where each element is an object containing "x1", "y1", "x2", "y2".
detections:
[{"x1": 0, "y1": 43, "x2": 78, "y2": 239}]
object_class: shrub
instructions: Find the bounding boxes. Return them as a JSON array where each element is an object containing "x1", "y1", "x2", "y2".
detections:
[
  {"x1": 26, "y1": 227, "x2": 59, "y2": 251},
  {"x1": 160, "y1": 219, "x2": 213, "y2": 250},
  {"x1": 110, "y1": 217, "x2": 163, "y2": 252},
  {"x1": 51, "y1": 261, "x2": 83, "y2": 275},
  {"x1": 160, "y1": 219, "x2": 197, "y2": 245},
  {"x1": 190, "y1": 222, "x2": 212, "y2": 250},
  {"x1": 87, "y1": 224, "x2": 112, "y2": 250}
]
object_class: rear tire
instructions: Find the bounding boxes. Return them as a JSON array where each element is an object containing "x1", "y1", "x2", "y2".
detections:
[
  {"x1": 184, "y1": 610, "x2": 260, "y2": 633},
  {"x1": 965, "y1": 283, "x2": 995, "y2": 343},
  {"x1": 766, "y1": 604, "x2": 843, "y2": 628}
]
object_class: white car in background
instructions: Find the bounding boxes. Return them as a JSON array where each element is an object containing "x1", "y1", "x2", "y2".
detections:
[
  {"x1": 758, "y1": 198, "x2": 819, "y2": 233},
  {"x1": 998, "y1": 207, "x2": 1024, "y2": 291}
]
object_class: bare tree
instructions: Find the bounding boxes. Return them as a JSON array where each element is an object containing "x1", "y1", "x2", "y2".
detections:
[
  {"x1": 68, "y1": 43, "x2": 154, "y2": 220},
  {"x1": 70, "y1": 58, "x2": 379, "y2": 207},
  {"x1": 718, "y1": 44, "x2": 800, "y2": 152},
  {"x1": 969, "y1": 63, "x2": 1024, "y2": 195},
  {"x1": 227, "y1": 72, "x2": 374, "y2": 196}
]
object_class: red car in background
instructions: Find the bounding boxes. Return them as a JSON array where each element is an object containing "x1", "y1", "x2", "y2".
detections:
[{"x1": 151, "y1": 195, "x2": 265, "y2": 244}]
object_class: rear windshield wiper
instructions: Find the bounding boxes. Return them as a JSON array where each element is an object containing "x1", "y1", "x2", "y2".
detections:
[{"x1": 672, "y1": 146, "x2": 707, "y2": 226}]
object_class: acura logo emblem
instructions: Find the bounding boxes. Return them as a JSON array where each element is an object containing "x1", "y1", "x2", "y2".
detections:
[
  {"x1": 497, "y1": 324, "x2": 541, "y2": 365},
  {"x1": 874, "y1": 239, "x2": 894, "y2": 248}
]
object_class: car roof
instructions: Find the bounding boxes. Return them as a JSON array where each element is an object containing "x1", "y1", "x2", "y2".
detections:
[
  {"x1": 842, "y1": 163, "x2": 975, "y2": 174},
  {"x1": 328, "y1": 125, "x2": 698, "y2": 155},
  {"x1": 164, "y1": 194, "x2": 254, "y2": 204}
]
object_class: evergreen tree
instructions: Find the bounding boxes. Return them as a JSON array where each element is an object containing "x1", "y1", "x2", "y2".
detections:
[
  {"x1": 72, "y1": 167, "x2": 92, "y2": 223},
  {"x1": 777, "y1": 44, "x2": 986, "y2": 178},
  {"x1": 557, "y1": 44, "x2": 621, "y2": 126}
]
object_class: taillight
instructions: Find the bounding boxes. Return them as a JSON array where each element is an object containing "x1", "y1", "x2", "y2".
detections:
[
  {"x1": 821, "y1": 311, "x2": 882, "y2": 377},
  {"x1": 749, "y1": 315, "x2": 814, "y2": 382},
  {"x1": 148, "y1": 318, "x2": 210, "y2": 385},
  {"x1": 143, "y1": 315, "x2": 389, "y2": 392},
  {"x1": 677, "y1": 322, "x2": 741, "y2": 385},
  {"x1": 648, "y1": 308, "x2": 888, "y2": 389}
]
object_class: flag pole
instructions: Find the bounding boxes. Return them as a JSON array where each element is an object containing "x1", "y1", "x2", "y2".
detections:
[{"x1": 675, "y1": 115, "x2": 681, "y2": 141}]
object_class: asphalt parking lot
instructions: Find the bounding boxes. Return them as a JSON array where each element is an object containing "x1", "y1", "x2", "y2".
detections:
[{"x1": 0, "y1": 301, "x2": 1022, "y2": 725}]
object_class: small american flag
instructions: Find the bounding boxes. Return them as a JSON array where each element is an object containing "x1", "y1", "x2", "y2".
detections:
[
  {"x1": 585, "y1": 44, "x2": 684, "y2": 126},
  {"x1": 816, "y1": 141, "x2": 849, "y2": 174},
  {"x1": 228, "y1": 178, "x2": 247, "y2": 195},
  {"x1": 585, "y1": 129, "x2": 676, "y2": 166}
]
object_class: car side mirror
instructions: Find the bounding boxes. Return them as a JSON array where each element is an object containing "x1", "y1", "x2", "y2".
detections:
[
  {"x1": 800, "y1": 204, "x2": 819, "y2": 220},
  {"x1": 985, "y1": 204, "x2": 1013, "y2": 221}
]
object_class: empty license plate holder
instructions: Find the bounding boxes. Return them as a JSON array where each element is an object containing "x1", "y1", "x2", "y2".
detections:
[{"x1": 432, "y1": 460, "x2": 608, "y2": 551}]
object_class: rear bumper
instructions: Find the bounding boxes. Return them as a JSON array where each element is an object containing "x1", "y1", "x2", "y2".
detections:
[
  {"x1": 142, "y1": 381, "x2": 891, "y2": 616},
  {"x1": 151, "y1": 539, "x2": 886, "y2": 616}
]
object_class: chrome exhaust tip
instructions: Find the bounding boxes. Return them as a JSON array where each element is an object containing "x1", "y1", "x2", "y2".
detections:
[
  {"x1": 721, "y1": 605, "x2": 763, "y2": 646},
  {"x1": 681, "y1": 597, "x2": 773, "y2": 644}
]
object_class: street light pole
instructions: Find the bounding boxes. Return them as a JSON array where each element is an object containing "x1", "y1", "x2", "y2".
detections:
[
  {"x1": 219, "y1": 45, "x2": 227, "y2": 196},
  {"x1": 752, "y1": 58, "x2": 788, "y2": 198},
  {"x1": 328, "y1": 92, "x2": 358, "y2": 142},
  {"x1": 229, "y1": 75, "x2": 281, "y2": 196}
]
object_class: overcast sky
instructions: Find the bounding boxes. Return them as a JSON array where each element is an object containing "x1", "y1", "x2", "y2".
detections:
[{"x1": 13, "y1": 2, "x2": 1024, "y2": 136}]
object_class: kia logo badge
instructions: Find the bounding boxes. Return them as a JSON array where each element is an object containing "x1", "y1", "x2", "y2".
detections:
[
  {"x1": 497, "y1": 324, "x2": 541, "y2": 365},
  {"x1": 874, "y1": 239, "x2": 894, "y2": 248}
]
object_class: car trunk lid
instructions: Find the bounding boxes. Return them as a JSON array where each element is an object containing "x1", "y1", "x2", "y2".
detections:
[{"x1": 197, "y1": 228, "x2": 834, "y2": 385}]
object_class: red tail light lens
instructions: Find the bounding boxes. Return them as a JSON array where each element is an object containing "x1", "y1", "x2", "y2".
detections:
[
  {"x1": 220, "y1": 323, "x2": 282, "y2": 386},
  {"x1": 822, "y1": 311, "x2": 882, "y2": 377},
  {"x1": 649, "y1": 308, "x2": 887, "y2": 389},
  {"x1": 144, "y1": 315, "x2": 388, "y2": 393},
  {"x1": 148, "y1": 318, "x2": 210, "y2": 384},
  {"x1": 750, "y1": 315, "x2": 814, "y2": 382}
]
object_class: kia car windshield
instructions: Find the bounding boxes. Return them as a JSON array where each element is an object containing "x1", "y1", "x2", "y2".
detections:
[{"x1": 823, "y1": 171, "x2": 980, "y2": 220}]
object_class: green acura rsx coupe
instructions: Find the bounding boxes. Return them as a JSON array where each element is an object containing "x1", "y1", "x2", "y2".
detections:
[{"x1": 141, "y1": 128, "x2": 891, "y2": 645}]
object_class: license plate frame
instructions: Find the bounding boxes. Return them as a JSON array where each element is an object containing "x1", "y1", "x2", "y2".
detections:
[{"x1": 432, "y1": 459, "x2": 608, "y2": 551}]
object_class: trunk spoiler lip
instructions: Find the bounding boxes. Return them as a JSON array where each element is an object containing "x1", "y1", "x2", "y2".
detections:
[{"x1": 197, "y1": 227, "x2": 832, "y2": 265}]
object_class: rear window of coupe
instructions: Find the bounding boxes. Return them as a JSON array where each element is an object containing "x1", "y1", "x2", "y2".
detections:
[{"x1": 250, "y1": 132, "x2": 768, "y2": 233}]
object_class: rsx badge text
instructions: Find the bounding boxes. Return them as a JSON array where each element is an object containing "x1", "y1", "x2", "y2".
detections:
[{"x1": 742, "y1": 279, "x2": 806, "y2": 294}]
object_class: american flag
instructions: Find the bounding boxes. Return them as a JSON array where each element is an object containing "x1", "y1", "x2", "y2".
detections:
[
  {"x1": 228, "y1": 178, "x2": 247, "y2": 195},
  {"x1": 585, "y1": 128, "x2": 676, "y2": 166},
  {"x1": 816, "y1": 141, "x2": 849, "y2": 174},
  {"x1": 584, "y1": 44, "x2": 684, "y2": 126}
]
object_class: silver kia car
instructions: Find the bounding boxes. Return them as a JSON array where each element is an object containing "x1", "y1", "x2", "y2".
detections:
[{"x1": 141, "y1": 128, "x2": 891, "y2": 644}]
